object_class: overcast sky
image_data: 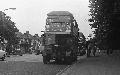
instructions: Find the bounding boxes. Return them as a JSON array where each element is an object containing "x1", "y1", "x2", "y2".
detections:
[{"x1": 0, "y1": 0, "x2": 93, "y2": 37}]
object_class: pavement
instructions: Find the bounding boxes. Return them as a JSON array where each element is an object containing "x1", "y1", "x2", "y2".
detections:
[{"x1": 57, "y1": 51, "x2": 120, "y2": 75}]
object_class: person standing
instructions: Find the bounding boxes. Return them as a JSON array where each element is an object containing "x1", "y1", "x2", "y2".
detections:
[{"x1": 86, "y1": 41, "x2": 92, "y2": 57}]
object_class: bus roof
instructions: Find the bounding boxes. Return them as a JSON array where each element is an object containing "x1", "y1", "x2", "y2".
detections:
[{"x1": 47, "y1": 11, "x2": 73, "y2": 16}]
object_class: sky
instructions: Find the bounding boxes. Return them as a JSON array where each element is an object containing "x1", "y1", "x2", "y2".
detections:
[{"x1": 0, "y1": 0, "x2": 93, "y2": 38}]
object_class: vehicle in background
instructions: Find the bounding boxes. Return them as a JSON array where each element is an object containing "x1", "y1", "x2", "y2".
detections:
[
  {"x1": 78, "y1": 32, "x2": 86, "y2": 56},
  {"x1": 13, "y1": 45, "x2": 23, "y2": 56},
  {"x1": 0, "y1": 49, "x2": 7, "y2": 61}
]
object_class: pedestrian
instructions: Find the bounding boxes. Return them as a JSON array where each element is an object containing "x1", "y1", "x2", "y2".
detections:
[
  {"x1": 92, "y1": 45, "x2": 96, "y2": 56},
  {"x1": 86, "y1": 41, "x2": 92, "y2": 57},
  {"x1": 107, "y1": 48, "x2": 113, "y2": 55}
]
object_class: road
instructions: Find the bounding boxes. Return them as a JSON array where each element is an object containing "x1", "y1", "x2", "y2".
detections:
[{"x1": 0, "y1": 54, "x2": 68, "y2": 75}]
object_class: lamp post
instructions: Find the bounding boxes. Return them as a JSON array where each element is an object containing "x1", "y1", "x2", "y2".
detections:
[
  {"x1": 3, "y1": 8, "x2": 16, "y2": 19},
  {"x1": 0, "y1": 8, "x2": 16, "y2": 21},
  {"x1": 4, "y1": 8, "x2": 16, "y2": 11},
  {"x1": 2, "y1": 8, "x2": 16, "y2": 27}
]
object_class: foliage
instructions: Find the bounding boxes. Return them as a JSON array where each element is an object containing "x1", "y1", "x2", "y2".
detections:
[
  {"x1": 0, "y1": 11, "x2": 19, "y2": 45},
  {"x1": 88, "y1": 0, "x2": 120, "y2": 49}
]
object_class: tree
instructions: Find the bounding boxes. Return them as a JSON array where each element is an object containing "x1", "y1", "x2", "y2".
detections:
[
  {"x1": 88, "y1": 0, "x2": 120, "y2": 49},
  {"x1": 0, "y1": 11, "x2": 19, "y2": 45}
]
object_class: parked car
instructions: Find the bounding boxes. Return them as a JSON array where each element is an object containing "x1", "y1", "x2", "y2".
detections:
[{"x1": 0, "y1": 49, "x2": 7, "y2": 61}]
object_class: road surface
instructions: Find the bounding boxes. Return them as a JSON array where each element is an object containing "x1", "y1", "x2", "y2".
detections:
[{"x1": 0, "y1": 54, "x2": 68, "y2": 75}]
